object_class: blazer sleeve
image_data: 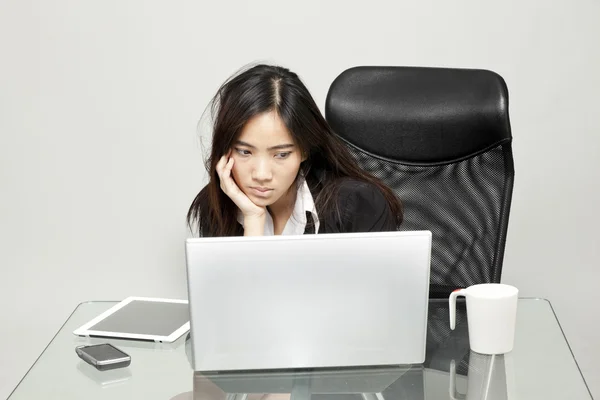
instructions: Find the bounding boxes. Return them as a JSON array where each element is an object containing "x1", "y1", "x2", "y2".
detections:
[{"x1": 319, "y1": 180, "x2": 397, "y2": 233}]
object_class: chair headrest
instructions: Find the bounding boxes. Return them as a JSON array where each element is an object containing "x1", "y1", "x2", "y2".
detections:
[{"x1": 325, "y1": 66, "x2": 512, "y2": 164}]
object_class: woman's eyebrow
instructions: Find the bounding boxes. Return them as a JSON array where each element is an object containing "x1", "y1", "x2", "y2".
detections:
[
  {"x1": 268, "y1": 144, "x2": 294, "y2": 150},
  {"x1": 234, "y1": 140, "x2": 294, "y2": 151}
]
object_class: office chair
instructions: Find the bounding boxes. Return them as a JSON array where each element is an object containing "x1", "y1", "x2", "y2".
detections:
[{"x1": 325, "y1": 66, "x2": 514, "y2": 299}]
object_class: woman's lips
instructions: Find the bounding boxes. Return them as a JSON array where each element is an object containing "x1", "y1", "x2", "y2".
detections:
[{"x1": 250, "y1": 187, "x2": 273, "y2": 197}]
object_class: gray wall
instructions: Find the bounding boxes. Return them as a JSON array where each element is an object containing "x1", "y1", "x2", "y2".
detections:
[{"x1": 1, "y1": 0, "x2": 598, "y2": 398}]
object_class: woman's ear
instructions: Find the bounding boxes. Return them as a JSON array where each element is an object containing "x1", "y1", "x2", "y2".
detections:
[{"x1": 301, "y1": 151, "x2": 308, "y2": 162}]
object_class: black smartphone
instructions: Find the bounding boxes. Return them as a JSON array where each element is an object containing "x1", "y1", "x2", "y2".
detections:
[{"x1": 75, "y1": 343, "x2": 131, "y2": 371}]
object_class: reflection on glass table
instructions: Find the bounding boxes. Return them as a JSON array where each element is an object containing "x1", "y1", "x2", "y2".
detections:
[
  {"x1": 194, "y1": 365, "x2": 422, "y2": 400},
  {"x1": 7, "y1": 299, "x2": 594, "y2": 400},
  {"x1": 449, "y1": 352, "x2": 508, "y2": 400},
  {"x1": 192, "y1": 353, "x2": 508, "y2": 400}
]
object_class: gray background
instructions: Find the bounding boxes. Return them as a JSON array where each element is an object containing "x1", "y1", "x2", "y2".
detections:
[{"x1": 1, "y1": 0, "x2": 598, "y2": 398}]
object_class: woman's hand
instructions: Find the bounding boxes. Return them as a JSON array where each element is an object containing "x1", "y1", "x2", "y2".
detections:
[{"x1": 216, "y1": 153, "x2": 267, "y2": 221}]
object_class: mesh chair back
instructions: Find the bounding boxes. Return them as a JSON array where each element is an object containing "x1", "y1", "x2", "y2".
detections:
[{"x1": 325, "y1": 67, "x2": 514, "y2": 298}]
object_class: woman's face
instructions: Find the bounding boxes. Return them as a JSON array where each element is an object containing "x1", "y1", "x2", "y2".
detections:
[{"x1": 230, "y1": 110, "x2": 305, "y2": 208}]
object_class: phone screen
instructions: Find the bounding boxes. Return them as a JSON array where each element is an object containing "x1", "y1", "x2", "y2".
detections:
[{"x1": 83, "y1": 344, "x2": 128, "y2": 361}]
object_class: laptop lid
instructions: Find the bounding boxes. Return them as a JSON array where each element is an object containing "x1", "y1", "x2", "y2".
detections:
[{"x1": 185, "y1": 231, "x2": 431, "y2": 371}]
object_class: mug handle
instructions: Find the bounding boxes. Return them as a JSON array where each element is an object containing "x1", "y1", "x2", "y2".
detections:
[
  {"x1": 449, "y1": 289, "x2": 467, "y2": 330},
  {"x1": 449, "y1": 360, "x2": 467, "y2": 400}
]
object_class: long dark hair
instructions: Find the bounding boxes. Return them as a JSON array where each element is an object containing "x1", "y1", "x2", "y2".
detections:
[{"x1": 187, "y1": 64, "x2": 402, "y2": 236}]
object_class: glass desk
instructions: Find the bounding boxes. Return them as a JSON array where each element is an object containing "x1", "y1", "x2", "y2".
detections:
[{"x1": 7, "y1": 299, "x2": 594, "y2": 400}]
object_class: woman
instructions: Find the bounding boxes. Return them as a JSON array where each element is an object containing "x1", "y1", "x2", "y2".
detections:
[{"x1": 187, "y1": 64, "x2": 402, "y2": 237}]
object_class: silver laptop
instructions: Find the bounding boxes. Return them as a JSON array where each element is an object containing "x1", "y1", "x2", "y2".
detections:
[{"x1": 185, "y1": 231, "x2": 432, "y2": 372}]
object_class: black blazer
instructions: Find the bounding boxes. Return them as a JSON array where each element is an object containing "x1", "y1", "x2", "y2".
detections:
[{"x1": 305, "y1": 179, "x2": 397, "y2": 234}]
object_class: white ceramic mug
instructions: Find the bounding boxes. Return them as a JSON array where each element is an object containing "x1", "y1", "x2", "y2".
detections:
[{"x1": 449, "y1": 283, "x2": 518, "y2": 355}]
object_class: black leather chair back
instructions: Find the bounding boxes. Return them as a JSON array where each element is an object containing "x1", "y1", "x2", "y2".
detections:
[{"x1": 326, "y1": 66, "x2": 514, "y2": 298}]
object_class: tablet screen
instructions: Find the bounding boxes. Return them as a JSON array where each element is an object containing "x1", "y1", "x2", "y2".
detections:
[{"x1": 77, "y1": 298, "x2": 190, "y2": 341}]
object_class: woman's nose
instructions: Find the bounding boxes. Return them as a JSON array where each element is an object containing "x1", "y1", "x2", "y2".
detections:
[{"x1": 252, "y1": 158, "x2": 273, "y2": 182}]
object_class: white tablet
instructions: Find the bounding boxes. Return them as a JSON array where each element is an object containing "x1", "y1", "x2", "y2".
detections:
[{"x1": 73, "y1": 297, "x2": 190, "y2": 343}]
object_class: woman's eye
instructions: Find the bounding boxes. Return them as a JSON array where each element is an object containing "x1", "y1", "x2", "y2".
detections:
[
  {"x1": 235, "y1": 148, "x2": 251, "y2": 156},
  {"x1": 275, "y1": 152, "x2": 291, "y2": 159}
]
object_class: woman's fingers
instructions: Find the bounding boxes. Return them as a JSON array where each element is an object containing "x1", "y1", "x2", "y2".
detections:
[
  {"x1": 214, "y1": 153, "x2": 265, "y2": 218},
  {"x1": 216, "y1": 156, "x2": 229, "y2": 185},
  {"x1": 221, "y1": 158, "x2": 232, "y2": 190},
  {"x1": 215, "y1": 155, "x2": 225, "y2": 177},
  {"x1": 216, "y1": 155, "x2": 238, "y2": 196},
  {"x1": 225, "y1": 157, "x2": 234, "y2": 176}
]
